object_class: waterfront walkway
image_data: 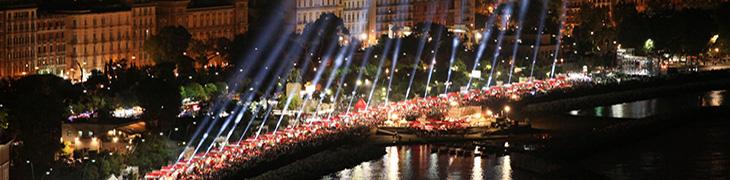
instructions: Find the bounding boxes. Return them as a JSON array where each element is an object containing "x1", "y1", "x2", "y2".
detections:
[{"x1": 143, "y1": 77, "x2": 572, "y2": 179}]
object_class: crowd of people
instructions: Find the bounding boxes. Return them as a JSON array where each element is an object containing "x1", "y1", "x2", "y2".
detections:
[
  {"x1": 182, "y1": 125, "x2": 371, "y2": 179},
  {"x1": 144, "y1": 76, "x2": 572, "y2": 179},
  {"x1": 145, "y1": 112, "x2": 378, "y2": 179},
  {"x1": 370, "y1": 77, "x2": 573, "y2": 131}
]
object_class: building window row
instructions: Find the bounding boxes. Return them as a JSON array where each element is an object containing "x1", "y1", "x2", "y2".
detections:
[
  {"x1": 37, "y1": 44, "x2": 65, "y2": 54},
  {"x1": 6, "y1": 23, "x2": 35, "y2": 32},
  {"x1": 37, "y1": 21, "x2": 64, "y2": 30},
  {"x1": 38, "y1": 32, "x2": 64, "y2": 42},
  {"x1": 8, "y1": 49, "x2": 34, "y2": 59},
  {"x1": 72, "y1": 16, "x2": 131, "y2": 28},
  {"x1": 189, "y1": 13, "x2": 233, "y2": 28},
  {"x1": 298, "y1": 0, "x2": 343, "y2": 8},
  {"x1": 133, "y1": 18, "x2": 153, "y2": 27},
  {"x1": 8, "y1": 36, "x2": 34, "y2": 46},
  {"x1": 6, "y1": 11, "x2": 35, "y2": 19}
]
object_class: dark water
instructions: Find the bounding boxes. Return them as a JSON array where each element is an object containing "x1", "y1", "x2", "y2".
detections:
[
  {"x1": 321, "y1": 145, "x2": 534, "y2": 180},
  {"x1": 322, "y1": 90, "x2": 729, "y2": 179},
  {"x1": 570, "y1": 90, "x2": 727, "y2": 119},
  {"x1": 578, "y1": 90, "x2": 730, "y2": 179},
  {"x1": 582, "y1": 111, "x2": 730, "y2": 179}
]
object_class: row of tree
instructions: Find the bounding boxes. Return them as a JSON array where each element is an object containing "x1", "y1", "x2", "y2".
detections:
[{"x1": 573, "y1": 2, "x2": 730, "y2": 58}]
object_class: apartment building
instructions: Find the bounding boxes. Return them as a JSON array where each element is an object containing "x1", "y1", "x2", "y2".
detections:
[
  {"x1": 0, "y1": 6, "x2": 37, "y2": 77},
  {"x1": 0, "y1": 0, "x2": 248, "y2": 79},
  {"x1": 296, "y1": 0, "x2": 475, "y2": 39}
]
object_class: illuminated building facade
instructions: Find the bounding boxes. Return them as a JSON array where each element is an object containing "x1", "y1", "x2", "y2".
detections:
[
  {"x1": 0, "y1": 0, "x2": 248, "y2": 79},
  {"x1": 295, "y1": 0, "x2": 475, "y2": 41},
  {"x1": 376, "y1": 0, "x2": 475, "y2": 36},
  {"x1": 63, "y1": 10, "x2": 134, "y2": 80},
  {"x1": 0, "y1": 140, "x2": 9, "y2": 180},
  {"x1": 565, "y1": 0, "x2": 650, "y2": 28},
  {"x1": 36, "y1": 14, "x2": 67, "y2": 76},
  {"x1": 185, "y1": 5, "x2": 236, "y2": 40},
  {"x1": 374, "y1": 0, "x2": 475, "y2": 43},
  {"x1": 296, "y1": 0, "x2": 344, "y2": 33},
  {"x1": 61, "y1": 120, "x2": 146, "y2": 154},
  {"x1": 0, "y1": 6, "x2": 38, "y2": 77},
  {"x1": 343, "y1": 0, "x2": 377, "y2": 43},
  {"x1": 130, "y1": 3, "x2": 157, "y2": 67}
]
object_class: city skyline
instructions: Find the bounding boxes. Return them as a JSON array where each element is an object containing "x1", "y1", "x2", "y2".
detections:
[
  {"x1": 2, "y1": 0, "x2": 726, "y2": 80},
  {"x1": 0, "y1": 1, "x2": 728, "y2": 179}
]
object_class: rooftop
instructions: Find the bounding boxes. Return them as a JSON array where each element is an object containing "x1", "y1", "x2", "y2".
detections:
[
  {"x1": 40, "y1": 0, "x2": 131, "y2": 13},
  {"x1": 188, "y1": 0, "x2": 233, "y2": 9}
]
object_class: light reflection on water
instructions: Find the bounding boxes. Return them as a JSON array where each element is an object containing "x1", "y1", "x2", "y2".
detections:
[
  {"x1": 472, "y1": 156, "x2": 483, "y2": 180},
  {"x1": 499, "y1": 155, "x2": 512, "y2": 180},
  {"x1": 571, "y1": 90, "x2": 727, "y2": 119},
  {"x1": 567, "y1": 89, "x2": 730, "y2": 179},
  {"x1": 702, "y1": 90, "x2": 725, "y2": 107},
  {"x1": 322, "y1": 145, "x2": 526, "y2": 180},
  {"x1": 385, "y1": 146, "x2": 399, "y2": 180}
]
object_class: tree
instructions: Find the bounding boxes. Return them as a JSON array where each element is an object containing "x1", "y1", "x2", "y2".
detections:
[
  {"x1": 208, "y1": 37, "x2": 233, "y2": 63},
  {"x1": 177, "y1": 55, "x2": 197, "y2": 78},
  {"x1": 248, "y1": 0, "x2": 289, "y2": 35},
  {"x1": 180, "y1": 83, "x2": 208, "y2": 101},
  {"x1": 672, "y1": 10, "x2": 716, "y2": 55},
  {"x1": 203, "y1": 83, "x2": 222, "y2": 97},
  {"x1": 189, "y1": 39, "x2": 211, "y2": 66},
  {"x1": 574, "y1": 5, "x2": 616, "y2": 56},
  {"x1": 450, "y1": 59, "x2": 469, "y2": 89},
  {"x1": 523, "y1": 0, "x2": 560, "y2": 35},
  {"x1": 616, "y1": 6, "x2": 717, "y2": 56},
  {"x1": 229, "y1": 34, "x2": 250, "y2": 67},
  {"x1": 68, "y1": 93, "x2": 112, "y2": 121},
  {"x1": 100, "y1": 153, "x2": 124, "y2": 178},
  {"x1": 413, "y1": 22, "x2": 450, "y2": 40},
  {"x1": 5, "y1": 75, "x2": 71, "y2": 178},
  {"x1": 81, "y1": 164, "x2": 101, "y2": 180},
  {"x1": 301, "y1": 13, "x2": 349, "y2": 59},
  {"x1": 616, "y1": 3, "x2": 649, "y2": 51},
  {"x1": 0, "y1": 108, "x2": 8, "y2": 132},
  {"x1": 187, "y1": 38, "x2": 233, "y2": 67},
  {"x1": 179, "y1": 82, "x2": 222, "y2": 102},
  {"x1": 288, "y1": 68, "x2": 302, "y2": 84},
  {"x1": 278, "y1": 93, "x2": 302, "y2": 111},
  {"x1": 643, "y1": 39, "x2": 654, "y2": 53},
  {"x1": 49, "y1": 150, "x2": 126, "y2": 179},
  {"x1": 144, "y1": 26, "x2": 192, "y2": 64},
  {"x1": 127, "y1": 135, "x2": 177, "y2": 174},
  {"x1": 716, "y1": 2, "x2": 730, "y2": 53},
  {"x1": 134, "y1": 78, "x2": 181, "y2": 131},
  {"x1": 86, "y1": 69, "x2": 108, "y2": 86},
  {"x1": 214, "y1": 82, "x2": 228, "y2": 95}
]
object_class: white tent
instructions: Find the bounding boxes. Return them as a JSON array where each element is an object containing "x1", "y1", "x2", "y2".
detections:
[{"x1": 107, "y1": 174, "x2": 119, "y2": 180}]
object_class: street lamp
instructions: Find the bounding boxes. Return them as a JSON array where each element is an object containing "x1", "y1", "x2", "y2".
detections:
[
  {"x1": 358, "y1": 33, "x2": 368, "y2": 41},
  {"x1": 73, "y1": 60, "x2": 84, "y2": 82},
  {"x1": 26, "y1": 160, "x2": 35, "y2": 180},
  {"x1": 501, "y1": 105, "x2": 513, "y2": 127},
  {"x1": 41, "y1": 170, "x2": 51, "y2": 180}
]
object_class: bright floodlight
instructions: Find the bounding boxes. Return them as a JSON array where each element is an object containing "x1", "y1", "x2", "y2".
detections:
[
  {"x1": 359, "y1": 33, "x2": 368, "y2": 41},
  {"x1": 470, "y1": 70, "x2": 482, "y2": 78},
  {"x1": 304, "y1": 84, "x2": 316, "y2": 95}
]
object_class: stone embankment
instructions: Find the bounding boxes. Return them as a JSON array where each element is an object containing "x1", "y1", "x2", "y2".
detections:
[{"x1": 521, "y1": 72, "x2": 730, "y2": 113}]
